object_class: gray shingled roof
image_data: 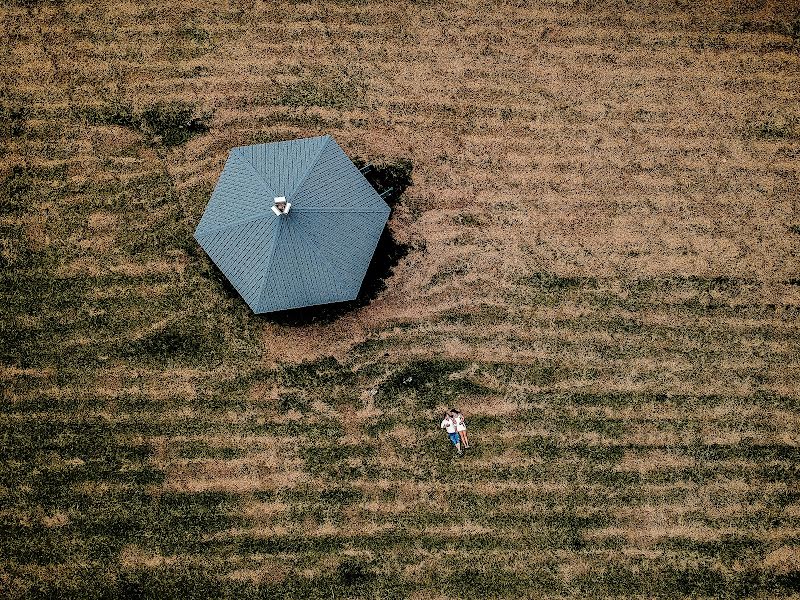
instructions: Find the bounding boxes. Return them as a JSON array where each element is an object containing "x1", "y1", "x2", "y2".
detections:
[{"x1": 194, "y1": 135, "x2": 391, "y2": 313}]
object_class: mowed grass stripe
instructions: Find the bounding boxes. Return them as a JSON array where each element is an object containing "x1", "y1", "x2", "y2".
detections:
[
  {"x1": 4, "y1": 0, "x2": 800, "y2": 597},
  {"x1": 410, "y1": 301, "x2": 798, "y2": 335},
  {"x1": 195, "y1": 534, "x2": 800, "y2": 599},
  {"x1": 376, "y1": 325, "x2": 798, "y2": 365},
  {"x1": 354, "y1": 335, "x2": 797, "y2": 387},
  {"x1": 234, "y1": 494, "x2": 799, "y2": 532}
]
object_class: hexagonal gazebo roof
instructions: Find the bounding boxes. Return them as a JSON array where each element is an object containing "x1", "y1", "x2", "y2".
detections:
[{"x1": 194, "y1": 135, "x2": 390, "y2": 313}]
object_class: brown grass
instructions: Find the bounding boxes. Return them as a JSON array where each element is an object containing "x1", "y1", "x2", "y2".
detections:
[
  {"x1": 764, "y1": 546, "x2": 800, "y2": 574},
  {"x1": 3, "y1": 0, "x2": 800, "y2": 596}
]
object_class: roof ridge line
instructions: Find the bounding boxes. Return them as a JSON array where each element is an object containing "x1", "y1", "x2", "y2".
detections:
[
  {"x1": 230, "y1": 147, "x2": 279, "y2": 198},
  {"x1": 286, "y1": 135, "x2": 331, "y2": 202},
  {"x1": 194, "y1": 211, "x2": 273, "y2": 237},
  {"x1": 293, "y1": 207, "x2": 390, "y2": 214},
  {"x1": 288, "y1": 217, "x2": 354, "y2": 297},
  {"x1": 255, "y1": 217, "x2": 287, "y2": 312}
]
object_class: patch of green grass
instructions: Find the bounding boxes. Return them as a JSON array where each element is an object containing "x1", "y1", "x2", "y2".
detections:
[
  {"x1": 452, "y1": 213, "x2": 487, "y2": 227},
  {"x1": 75, "y1": 101, "x2": 136, "y2": 128},
  {"x1": 0, "y1": 164, "x2": 67, "y2": 216},
  {"x1": 177, "y1": 441, "x2": 243, "y2": 459},
  {"x1": 519, "y1": 271, "x2": 598, "y2": 291},
  {"x1": 437, "y1": 304, "x2": 509, "y2": 327},
  {"x1": 376, "y1": 358, "x2": 492, "y2": 410},
  {"x1": 1, "y1": 269, "x2": 92, "y2": 368},
  {"x1": 336, "y1": 556, "x2": 377, "y2": 587},
  {"x1": 248, "y1": 420, "x2": 343, "y2": 438},
  {"x1": 301, "y1": 443, "x2": 374, "y2": 478},
  {"x1": 0, "y1": 104, "x2": 27, "y2": 137},
  {"x1": 789, "y1": 17, "x2": 800, "y2": 43},
  {"x1": 139, "y1": 101, "x2": 211, "y2": 147},
  {"x1": 0, "y1": 418, "x2": 151, "y2": 463},
  {"x1": 212, "y1": 529, "x2": 578, "y2": 556},
  {"x1": 545, "y1": 513, "x2": 610, "y2": 551},
  {"x1": 76, "y1": 557, "x2": 798, "y2": 600},
  {"x1": 279, "y1": 357, "x2": 356, "y2": 393},
  {"x1": 176, "y1": 25, "x2": 212, "y2": 44},
  {"x1": 689, "y1": 35, "x2": 730, "y2": 52},
  {"x1": 754, "y1": 120, "x2": 795, "y2": 139},
  {"x1": 688, "y1": 443, "x2": 800, "y2": 462},
  {"x1": 150, "y1": 492, "x2": 241, "y2": 550},
  {"x1": 761, "y1": 461, "x2": 800, "y2": 482},
  {"x1": 171, "y1": 24, "x2": 216, "y2": 59},
  {"x1": 0, "y1": 492, "x2": 246, "y2": 597},
  {"x1": 115, "y1": 565, "x2": 250, "y2": 600},
  {"x1": 120, "y1": 209, "x2": 193, "y2": 257},
  {"x1": 118, "y1": 320, "x2": 223, "y2": 362},
  {"x1": 534, "y1": 390, "x2": 797, "y2": 410},
  {"x1": 519, "y1": 435, "x2": 561, "y2": 460},
  {"x1": 277, "y1": 73, "x2": 365, "y2": 109},
  {"x1": 277, "y1": 392, "x2": 310, "y2": 412},
  {"x1": 0, "y1": 166, "x2": 33, "y2": 215},
  {"x1": 364, "y1": 415, "x2": 397, "y2": 437},
  {"x1": 261, "y1": 572, "x2": 413, "y2": 600},
  {"x1": 624, "y1": 275, "x2": 745, "y2": 296},
  {"x1": 258, "y1": 111, "x2": 345, "y2": 131},
  {"x1": 574, "y1": 565, "x2": 800, "y2": 598},
  {"x1": 318, "y1": 487, "x2": 364, "y2": 506},
  {"x1": 439, "y1": 567, "x2": 547, "y2": 598},
  {"x1": 75, "y1": 101, "x2": 212, "y2": 148},
  {"x1": 491, "y1": 361, "x2": 561, "y2": 387}
]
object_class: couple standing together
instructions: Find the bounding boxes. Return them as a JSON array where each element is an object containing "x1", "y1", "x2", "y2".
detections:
[{"x1": 440, "y1": 409, "x2": 470, "y2": 455}]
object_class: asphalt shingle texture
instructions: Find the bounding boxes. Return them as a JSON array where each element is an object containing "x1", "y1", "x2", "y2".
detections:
[{"x1": 195, "y1": 135, "x2": 391, "y2": 313}]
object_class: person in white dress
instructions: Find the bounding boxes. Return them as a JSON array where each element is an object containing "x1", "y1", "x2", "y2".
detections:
[{"x1": 452, "y1": 408, "x2": 470, "y2": 449}]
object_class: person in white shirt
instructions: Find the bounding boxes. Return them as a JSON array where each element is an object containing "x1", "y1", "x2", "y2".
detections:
[
  {"x1": 452, "y1": 408, "x2": 470, "y2": 449},
  {"x1": 440, "y1": 410, "x2": 462, "y2": 455}
]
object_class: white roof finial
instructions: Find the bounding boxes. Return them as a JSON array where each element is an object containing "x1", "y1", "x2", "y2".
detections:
[{"x1": 271, "y1": 196, "x2": 291, "y2": 216}]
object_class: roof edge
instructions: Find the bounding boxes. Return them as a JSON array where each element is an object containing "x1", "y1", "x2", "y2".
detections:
[
  {"x1": 253, "y1": 217, "x2": 288, "y2": 313},
  {"x1": 228, "y1": 134, "x2": 329, "y2": 154}
]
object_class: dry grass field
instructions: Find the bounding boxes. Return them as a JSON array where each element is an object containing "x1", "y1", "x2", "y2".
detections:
[{"x1": 2, "y1": 0, "x2": 800, "y2": 597}]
